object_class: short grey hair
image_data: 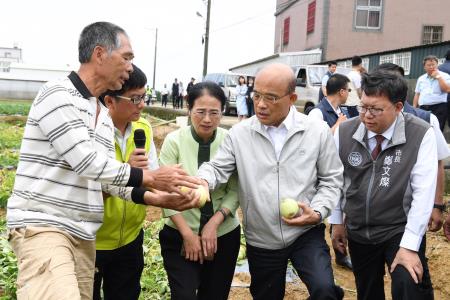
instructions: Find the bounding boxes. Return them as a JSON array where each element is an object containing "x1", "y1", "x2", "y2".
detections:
[
  {"x1": 423, "y1": 55, "x2": 438, "y2": 65},
  {"x1": 78, "y1": 22, "x2": 128, "y2": 63}
]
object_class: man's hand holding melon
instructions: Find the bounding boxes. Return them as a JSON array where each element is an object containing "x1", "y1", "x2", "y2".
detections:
[{"x1": 281, "y1": 198, "x2": 322, "y2": 226}]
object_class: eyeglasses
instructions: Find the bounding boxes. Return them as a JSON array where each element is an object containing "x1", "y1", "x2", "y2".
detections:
[
  {"x1": 116, "y1": 95, "x2": 145, "y2": 105},
  {"x1": 356, "y1": 105, "x2": 385, "y2": 116},
  {"x1": 192, "y1": 110, "x2": 222, "y2": 119},
  {"x1": 342, "y1": 88, "x2": 352, "y2": 93},
  {"x1": 252, "y1": 91, "x2": 291, "y2": 104}
]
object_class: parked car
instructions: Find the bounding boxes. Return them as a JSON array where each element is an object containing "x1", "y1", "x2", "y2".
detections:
[
  {"x1": 203, "y1": 72, "x2": 253, "y2": 115},
  {"x1": 292, "y1": 65, "x2": 351, "y2": 113}
]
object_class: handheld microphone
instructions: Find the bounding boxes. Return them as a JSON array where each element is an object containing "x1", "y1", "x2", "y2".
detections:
[{"x1": 134, "y1": 129, "x2": 146, "y2": 150}]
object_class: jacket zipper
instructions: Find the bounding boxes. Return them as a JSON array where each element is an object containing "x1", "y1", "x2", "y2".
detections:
[
  {"x1": 365, "y1": 161, "x2": 376, "y2": 240},
  {"x1": 277, "y1": 161, "x2": 286, "y2": 247}
]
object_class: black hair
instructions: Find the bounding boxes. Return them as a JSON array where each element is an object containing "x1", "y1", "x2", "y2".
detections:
[
  {"x1": 361, "y1": 70, "x2": 407, "y2": 104},
  {"x1": 328, "y1": 61, "x2": 337, "y2": 67},
  {"x1": 326, "y1": 73, "x2": 350, "y2": 95},
  {"x1": 352, "y1": 55, "x2": 362, "y2": 66},
  {"x1": 187, "y1": 81, "x2": 226, "y2": 111},
  {"x1": 373, "y1": 63, "x2": 405, "y2": 77},
  {"x1": 78, "y1": 22, "x2": 127, "y2": 64},
  {"x1": 99, "y1": 64, "x2": 147, "y2": 103},
  {"x1": 238, "y1": 75, "x2": 246, "y2": 85}
]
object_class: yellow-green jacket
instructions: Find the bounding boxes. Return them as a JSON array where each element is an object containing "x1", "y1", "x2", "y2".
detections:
[{"x1": 96, "y1": 118, "x2": 152, "y2": 250}]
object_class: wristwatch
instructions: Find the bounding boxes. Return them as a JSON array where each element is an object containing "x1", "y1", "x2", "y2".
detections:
[
  {"x1": 433, "y1": 203, "x2": 446, "y2": 212},
  {"x1": 313, "y1": 210, "x2": 323, "y2": 223}
]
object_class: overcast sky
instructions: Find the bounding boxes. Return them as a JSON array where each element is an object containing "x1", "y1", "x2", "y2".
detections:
[{"x1": 0, "y1": 0, "x2": 275, "y2": 90}]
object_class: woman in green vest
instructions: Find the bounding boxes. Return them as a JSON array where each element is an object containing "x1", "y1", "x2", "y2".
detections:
[{"x1": 159, "y1": 81, "x2": 241, "y2": 300}]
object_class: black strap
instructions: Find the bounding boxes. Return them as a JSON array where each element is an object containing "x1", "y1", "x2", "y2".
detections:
[{"x1": 191, "y1": 127, "x2": 216, "y2": 234}]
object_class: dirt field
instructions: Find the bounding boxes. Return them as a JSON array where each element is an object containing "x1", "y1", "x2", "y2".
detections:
[
  {"x1": 150, "y1": 123, "x2": 450, "y2": 300},
  {"x1": 146, "y1": 205, "x2": 450, "y2": 300}
]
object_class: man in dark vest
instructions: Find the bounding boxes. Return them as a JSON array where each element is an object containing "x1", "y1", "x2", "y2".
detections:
[
  {"x1": 374, "y1": 63, "x2": 449, "y2": 234},
  {"x1": 310, "y1": 73, "x2": 351, "y2": 133},
  {"x1": 330, "y1": 70, "x2": 436, "y2": 300},
  {"x1": 309, "y1": 74, "x2": 353, "y2": 270},
  {"x1": 318, "y1": 61, "x2": 337, "y2": 102}
]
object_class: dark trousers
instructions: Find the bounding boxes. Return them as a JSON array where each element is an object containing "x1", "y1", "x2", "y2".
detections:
[
  {"x1": 420, "y1": 102, "x2": 447, "y2": 132},
  {"x1": 172, "y1": 94, "x2": 177, "y2": 108},
  {"x1": 93, "y1": 230, "x2": 144, "y2": 300},
  {"x1": 348, "y1": 233, "x2": 433, "y2": 300},
  {"x1": 178, "y1": 95, "x2": 184, "y2": 109},
  {"x1": 159, "y1": 225, "x2": 241, "y2": 300},
  {"x1": 446, "y1": 97, "x2": 450, "y2": 127},
  {"x1": 162, "y1": 95, "x2": 168, "y2": 107},
  {"x1": 246, "y1": 224, "x2": 343, "y2": 300},
  {"x1": 247, "y1": 98, "x2": 254, "y2": 117}
]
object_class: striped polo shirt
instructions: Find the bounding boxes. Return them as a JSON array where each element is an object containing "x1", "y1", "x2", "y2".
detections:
[{"x1": 7, "y1": 72, "x2": 142, "y2": 240}]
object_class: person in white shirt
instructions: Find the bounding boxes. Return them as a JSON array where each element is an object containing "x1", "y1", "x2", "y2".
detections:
[
  {"x1": 413, "y1": 55, "x2": 450, "y2": 132},
  {"x1": 330, "y1": 70, "x2": 436, "y2": 300}
]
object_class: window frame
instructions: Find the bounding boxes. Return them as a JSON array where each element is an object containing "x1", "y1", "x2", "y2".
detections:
[
  {"x1": 354, "y1": 0, "x2": 383, "y2": 30},
  {"x1": 379, "y1": 51, "x2": 412, "y2": 76},
  {"x1": 307, "y1": 1, "x2": 316, "y2": 34},
  {"x1": 422, "y1": 25, "x2": 443, "y2": 45},
  {"x1": 283, "y1": 17, "x2": 290, "y2": 45}
]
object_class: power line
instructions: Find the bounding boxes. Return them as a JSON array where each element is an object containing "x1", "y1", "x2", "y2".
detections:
[{"x1": 210, "y1": 10, "x2": 273, "y2": 33}]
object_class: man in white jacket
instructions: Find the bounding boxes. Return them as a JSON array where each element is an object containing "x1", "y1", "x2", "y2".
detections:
[{"x1": 198, "y1": 63, "x2": 344, "y2": 300}]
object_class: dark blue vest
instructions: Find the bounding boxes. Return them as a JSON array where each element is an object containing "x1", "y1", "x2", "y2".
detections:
[
  {"x1": 315, "y1": 98, "x2": 350, "y2": 128},
  {"x1": 403, "y1": 101, "x2": 430, "y2": 123},
  {"x1": 318, "y1": 71, "x2": 334, "y2": 103}
]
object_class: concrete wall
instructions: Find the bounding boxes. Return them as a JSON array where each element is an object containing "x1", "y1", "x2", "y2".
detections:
[
  {"x1": 274, "y1": 0, "x2": 324, "y2": 53},
  {"x1": 0, "y1": 79, "x2": 44, "y2": 100},
  {"x1": 0, "y1": 63, "x2": 70, "y2": 100},
  {"x1": 326, "y1": 0, "x2": 450, "y2": 60}
]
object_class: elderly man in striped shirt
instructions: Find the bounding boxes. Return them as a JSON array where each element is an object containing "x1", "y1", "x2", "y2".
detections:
[{"x1": 6, "y1": 22, "x2": 201, "y2": 300}]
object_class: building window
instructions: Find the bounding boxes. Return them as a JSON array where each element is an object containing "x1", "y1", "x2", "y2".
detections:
[
  {"x1": 307, "y1": 1, "x2": 316, "y2": 34},
  {"x1": 355, "y1": 0, "x2": 382, "y2": 29},
  {"x1": 338, "y1": 58, "x2": 370, "y2": 71},
  {"x1": 379, "y1": 52, "x2": 411, "y2": 75},
  {"x1": 283, "y1": 17, "x2": 290, "y2": 45},
  {"x1": 422, "y1": 26, "x2": 443, "y2": 44}
]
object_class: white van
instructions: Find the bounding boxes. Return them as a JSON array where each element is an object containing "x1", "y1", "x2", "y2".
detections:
[
  {"x1": 203, "y1": 73, "x2": 253, "y2": 115},
  {"x1": 292, "y1": 65, "x2": 351, "y2": 112}
]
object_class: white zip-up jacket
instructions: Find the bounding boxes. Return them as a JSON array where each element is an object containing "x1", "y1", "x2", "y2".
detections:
[{"x1": 198, "y1": 109, "x2": 343, "y2": 249}]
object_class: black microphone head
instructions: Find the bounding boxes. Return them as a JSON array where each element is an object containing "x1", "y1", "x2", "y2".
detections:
[{"x1": 134, "y1": 129, "x2": 146, "y2": 149}]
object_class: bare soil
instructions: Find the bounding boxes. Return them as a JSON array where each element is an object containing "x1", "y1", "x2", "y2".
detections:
[{"x1": 148, "y1": 124, "x2": 450, "y2": 300}]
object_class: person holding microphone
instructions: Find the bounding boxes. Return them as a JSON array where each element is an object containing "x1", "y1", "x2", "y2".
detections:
[{"x1": 94, "y1": 64, "x2": 159, "y2": 299}]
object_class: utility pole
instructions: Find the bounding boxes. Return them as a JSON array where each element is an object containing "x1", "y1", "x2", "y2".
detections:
[
  {"x1": 203, "y1": 0, "x2": 211, "y2": 78},
  {"x1": 152, "y1": 28, "x2": 158, "y2": 90}
]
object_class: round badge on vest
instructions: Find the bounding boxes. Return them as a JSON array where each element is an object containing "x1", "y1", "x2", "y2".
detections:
[{"x1": 348, "y1": 152, "x2": 363, "y2": 166}]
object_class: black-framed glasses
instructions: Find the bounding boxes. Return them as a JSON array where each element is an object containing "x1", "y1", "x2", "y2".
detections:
[
  {"x1": 192, "y1": 109, "x2": 222, "y2": 119},
  {"x1": 116, "y1": 95, "x2": 145, "y2": 105},
  {"x1": 252, "y1": 91, "x2": 291, "y2": 104},
  {"x1": 342, "y1": 88, "x2": 352, "y2": 93},
  {"x1": 356, "y1": 105, "x2": 384, "y2": 116}
]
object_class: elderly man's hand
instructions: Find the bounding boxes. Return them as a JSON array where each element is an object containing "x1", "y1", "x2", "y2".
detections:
[
  {"x1": 142, "y1": 165, "x2": 202, "y2": 194},
  {"x1": 143, "y1": 189, "x2": 199, "y2": 211},
  {"x1": 282, "y1": 202, "x2": 321, "y2": 226}
]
